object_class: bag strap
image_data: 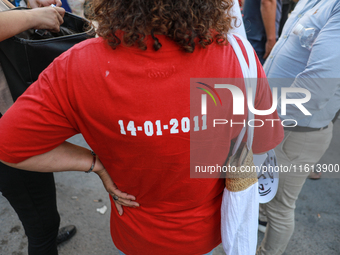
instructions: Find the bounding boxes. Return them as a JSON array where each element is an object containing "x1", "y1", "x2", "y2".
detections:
[{"x1": 227, "y1": 34, "x2": 258, "y2": 155}]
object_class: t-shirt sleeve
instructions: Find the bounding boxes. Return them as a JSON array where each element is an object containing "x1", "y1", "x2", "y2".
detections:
[
  {"x1": 251, "y1": 58, "x2": 284, "y2": 154},
  {"x1": 0, "y1": 54, "x2": 79, "y2": 163}
]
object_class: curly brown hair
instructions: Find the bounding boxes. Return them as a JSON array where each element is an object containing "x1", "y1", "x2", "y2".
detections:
[{"x1": 90, "y1": 0, "x2": 236, "y2": 53}]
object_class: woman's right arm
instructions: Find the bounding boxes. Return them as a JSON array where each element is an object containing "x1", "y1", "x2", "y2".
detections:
[{"x1": 0, "y1": 6, "x2": 65, "y2": 42}]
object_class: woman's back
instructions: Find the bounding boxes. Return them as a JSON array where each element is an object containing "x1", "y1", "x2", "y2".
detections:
[{"x1": 0, "y1": 34, "x2": 283, "y2": 254}]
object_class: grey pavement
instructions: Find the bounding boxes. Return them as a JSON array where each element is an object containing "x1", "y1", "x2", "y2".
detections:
[{"x1": 1, "y1": 122, "x2": 339, "y2": 255}]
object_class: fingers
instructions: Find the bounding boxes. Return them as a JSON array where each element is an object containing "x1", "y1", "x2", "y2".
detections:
[
  {"x1": 54, "y1": 7, "x2": 65, "y2": 25},
  {"x1": 28, "y1": 0, "x2": 39, "y2": 8},
  {"x1": 264, "y1": 39, "x2": 276, "y2": 60},
  {"x1": 110, "y1": 183, "x2": 140, "y2": 208},
  {"x1": 55, "y1": 7, "x2": 65, "y2": 20},
  {"x1": 263, "y1": 51, "x2": 269, "y2": 60},
  {"x1": 111, "y1": 193, "x2": 139, "y2": 216},
  {"x1": 29, "y1": 7, "x2": 65, "y2": 32},
  {"x1": 114, "y1": 201, "x2": 124, "y2": 216},
  {"x1": 110, "y1": 182, "x2": 139, "y2": 207},
  {"x1": 46, "y1": 7, "x2": 65, "y2": 32},
  {"x1": 94, "y1": 168, "x2": 139, "y2": 216},
  {"x1": 113, "y1": 186, "x2": 136, "y2": 201},
  {"x1": 54, "y1": 0, "x2": 62, "y2": 7},
  {"x1": 29, "y1": 0, "x2": 58, "y2": 7},
  {"x1": 111, "y1": 192, "x2": 140, "y2": 207}
]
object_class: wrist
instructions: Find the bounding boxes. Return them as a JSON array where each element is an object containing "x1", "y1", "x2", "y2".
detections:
[
  {"x1": 24, "y1": 10, "x2": 39, "y2": 29},
  {"x1": 266, "y1": 37, "x2": 276, "y2": 43},
  {"x1": 92, "y1": 154, "x2": 105, "y2": 173},
  {"x1": 85, "y1": 151, "x2": 96, "y2": 173}
]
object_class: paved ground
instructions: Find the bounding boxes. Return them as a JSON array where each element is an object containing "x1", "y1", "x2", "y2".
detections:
[{"x1": 1, "y1": 121, "x2": 339, "y2": 255}]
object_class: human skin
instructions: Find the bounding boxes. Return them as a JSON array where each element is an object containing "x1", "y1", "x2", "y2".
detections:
[
  {"x1": 0, "y1": 141, "x2": 139, "y2": 215},
  {"x1": 261, "y1": 0, "x2": 277, "y2": 59},
  {"x1": 0, "y1": 6, "x2": 65, "y2": 41}
]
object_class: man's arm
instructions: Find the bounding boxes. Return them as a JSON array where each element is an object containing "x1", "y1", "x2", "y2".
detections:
[
  {"x1": 261, "y1": 0, "x2": 277, "y2": 59},
  {"x1": 0, "y1": 6, "x2": 65, "y2": 42}
]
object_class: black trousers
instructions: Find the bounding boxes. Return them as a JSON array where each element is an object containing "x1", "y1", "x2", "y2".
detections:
[
  {"x1": 279, "y1": 1, "x2": 297, "y2": 37},
  {"x1": 0, "y1": 162, "x2": 60, "y2": 255}
]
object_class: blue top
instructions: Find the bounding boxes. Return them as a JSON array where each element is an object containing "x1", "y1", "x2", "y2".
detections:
[
  {"x1": 61, "y1": 0, "x2": 72, "y2": 13},
  {"x1": 264, "y1": 0, "x2": 340, "y2": 128},
  {"x1": 243, "y1": 0, "x2": 283, "y2": 41}
]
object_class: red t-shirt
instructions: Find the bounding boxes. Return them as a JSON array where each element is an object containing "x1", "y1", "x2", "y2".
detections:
[{"x1": 0, "y1": 35, "x2": 283, "y2": 255}]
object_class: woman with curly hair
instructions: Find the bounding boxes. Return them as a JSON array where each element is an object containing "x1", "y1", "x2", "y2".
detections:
[{"x1": 0, "y1": 0, "x2": 283, "y2": 254}]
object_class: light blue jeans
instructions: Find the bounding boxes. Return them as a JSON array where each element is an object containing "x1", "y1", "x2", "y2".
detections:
[{"x1": 118, "y1": 249, "x2": 214, "y2": 255}]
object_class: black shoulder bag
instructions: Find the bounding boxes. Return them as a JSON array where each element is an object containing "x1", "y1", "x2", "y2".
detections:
[{"x1": 0, "y1": 8, "x2": 95, "y2": 101}]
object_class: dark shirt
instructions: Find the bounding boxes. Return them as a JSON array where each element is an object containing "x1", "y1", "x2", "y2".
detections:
[{"x1": 243, "y1": 0, "x2": 283, "y2": 41}]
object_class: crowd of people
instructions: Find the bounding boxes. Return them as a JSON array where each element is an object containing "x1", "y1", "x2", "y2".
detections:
[{"x1": 0, "y1": 0, "x2": 339, "y2": 254}]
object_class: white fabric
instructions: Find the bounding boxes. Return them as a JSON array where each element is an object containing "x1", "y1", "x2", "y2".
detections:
[
  {"x1": 221, "y1": 34, "x2": 259, "y2": 255},
  {"x1": 227, "y1": 34, "x2": 257, "y2": 154},
  {"x1": 221, "y1": 185, "x2": 259, "y2": 255},
  {"x1": 229, "y1": 0, "x2": 247, "y2": 38},
  {"x1": 257, "y1": 150, "x2": 279, "y2": 204}
]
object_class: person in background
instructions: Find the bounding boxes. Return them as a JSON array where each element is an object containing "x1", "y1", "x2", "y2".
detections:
[
  {"x1": 230, "y1": 0, "x2": 247, "y2": 37},
  {"x1": 243, "y1": 0, "x2": 282, "y2": 64},
  {"x1": 308, "y1": 109, "x2": 340, "y2": 180},
  {"x1": 257, "y1": 0, "x2": 340, "y2": 254},
  {"x1": 0, "y1": 1, "x2": 74, "y2": 254},
  {"x1": 278, "y1": 0, "x2": 298, "y2": 36},
  {"x1": 66, "y1": 0, "x2": 85, "y2": 17}
]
